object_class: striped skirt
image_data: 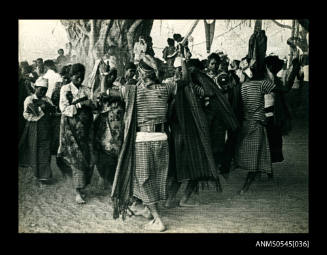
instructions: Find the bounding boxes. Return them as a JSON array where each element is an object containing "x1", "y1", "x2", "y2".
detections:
[
  {"x1": 235, "y1": 120, "x2": 272, "y2": 173},
  {"x1": 133, "y1": 140, "x2": 169, "y2": 205}
]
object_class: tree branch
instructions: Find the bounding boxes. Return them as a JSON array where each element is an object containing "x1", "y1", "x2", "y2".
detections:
[
  {"x1": 96, "y1": 19, "x2": 112, "y2": 53},
  {"x1": 127, "y1": 19, "x2": 143, "y2": 61},
  {"x1": 75, "y1": 21, "x2": 90, "y2": 36},
  {"x1": 128, "y1": 19, "x2": 143, "y2": 34},
  {"x1": 271, "y1": 19, "x2": 292, "y2": 30}
]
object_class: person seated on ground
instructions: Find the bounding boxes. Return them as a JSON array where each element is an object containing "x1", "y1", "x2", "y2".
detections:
[
  {"x1": 114, "y1": 62, "x2": 137, "y2": 86},
  {"x1": 19, "y1": 77, "x2": 56, "y2": 187}
]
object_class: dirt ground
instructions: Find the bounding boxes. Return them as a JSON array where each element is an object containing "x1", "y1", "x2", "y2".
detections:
[{"x1": 18, "y1": 118, "x2": 308, "y2": 233}]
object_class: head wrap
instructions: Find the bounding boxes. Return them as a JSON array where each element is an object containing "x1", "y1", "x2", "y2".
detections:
[
  {"x1": 265, "y1": 55, "x2": 284, "y2": 75},
  {"x1": 137, "y1": 55, "x2": 158, "y2": 79},
  {"x1": 125, "y1": 62, "x2": 136, "y2": 71},
  {"x1": 187, "y1": 58, "x2": 204, "y2": 71},
  {"x1": 35, "y1": 77, "x2": 48, "y2": 88},
  {"x1": 70, "y1": 63, "x2": 85, "y2": 77},
  {"x1": 173, "y1": 33, "x2": 182, "y2": 42}
]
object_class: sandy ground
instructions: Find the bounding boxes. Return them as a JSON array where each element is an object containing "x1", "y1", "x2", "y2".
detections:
[{"x1": 18, "y1": 118, "x2": 308, "y2": 233}]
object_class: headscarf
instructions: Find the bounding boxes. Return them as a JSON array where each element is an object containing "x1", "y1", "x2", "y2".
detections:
[
  {"x1": 69, "y1": 63, "x2": 85, "y2": 77},
  {"x1": 137, "y1": 56, "x2": 157, "y2": 80}
]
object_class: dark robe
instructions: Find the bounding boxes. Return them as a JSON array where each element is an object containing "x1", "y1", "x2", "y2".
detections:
[
  {"x1": 19, "y1": 110, "x2": 53, "y2": 180},
  {"x1": 169, "y1": 80, "x2": 221, "y2": 188},
  {"x1": 190, "y1": 70, "x2": 239, "y2": 169}
]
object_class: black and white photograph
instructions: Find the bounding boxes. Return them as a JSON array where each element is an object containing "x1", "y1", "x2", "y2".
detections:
[{"x1": 18, "y1": 19, "x2": 309, "y2": 235}]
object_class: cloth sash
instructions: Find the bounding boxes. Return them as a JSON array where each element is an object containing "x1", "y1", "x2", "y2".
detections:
[{"x1": 111, "y1": 85, "x2": 137, "y2": 220}]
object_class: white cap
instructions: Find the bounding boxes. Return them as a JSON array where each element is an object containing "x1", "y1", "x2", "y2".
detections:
[{"x1": 35, "y1": 77, "x2": 48, "y2": 88}]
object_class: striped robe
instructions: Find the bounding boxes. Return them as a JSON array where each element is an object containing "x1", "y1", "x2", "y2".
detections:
[{"x1": 235, "y1": 79, "x2": 275, "y2": 173}]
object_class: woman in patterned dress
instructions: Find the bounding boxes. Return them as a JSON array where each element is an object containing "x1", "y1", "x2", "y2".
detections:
[
  {"x1": 58, "y1": 63, "x2": 96, "y2": 204},
  {"x1": 91, "y1": 60, "x2": 125, "y2": 190}
]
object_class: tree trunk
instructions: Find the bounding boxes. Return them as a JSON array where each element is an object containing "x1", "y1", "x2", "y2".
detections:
[{"x1": 60, "y1": 19, "x2": 153, "y2": 81}]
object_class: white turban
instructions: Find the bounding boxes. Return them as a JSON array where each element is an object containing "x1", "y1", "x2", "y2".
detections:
[{"x1": 35, "y1": 77, "x2": 48, "y2": 88}]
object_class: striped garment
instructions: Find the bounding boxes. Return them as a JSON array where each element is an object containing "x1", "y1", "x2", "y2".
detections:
[
  {"x1": 235, "y1": 79, "x2": 275, "y2": 173},
  {"x1": 133, "y1": 140, "x2": 169, "y2": 204},
  {"x1": 131, "y1": 82, "x2": 175, "y2": 204},
  {"x1": 136, "y1": 82, "x2": 175, "y2": 126},
  {"x1": 241, "y1": 79, "x2": 275, "y2": 122}
]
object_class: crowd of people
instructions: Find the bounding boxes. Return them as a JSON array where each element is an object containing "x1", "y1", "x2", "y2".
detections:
[{"x1": 18, "y1": 30, "x2": 308, "y2": 232}]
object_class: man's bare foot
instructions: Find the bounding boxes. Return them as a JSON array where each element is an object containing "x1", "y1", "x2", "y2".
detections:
[
  {"x1": 164, "y1": 198, "x2": 178, "y2": 209},
  {"x1": 179, "y1": 199, "x2": 200, "y2": 207},
  {"x1": 129, "y1": 203, "x2": 153, "y2": 220},
  {"x1": 144, "y1": 218, "x2": 166, "y2": 232},
  {"x1": 76, "y1": 193, "x2": 86, "y2": 204}
]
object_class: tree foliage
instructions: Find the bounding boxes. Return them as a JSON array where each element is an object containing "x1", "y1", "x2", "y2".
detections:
[{"x1": 60, "y1": 19, "x2": 153, "y2": 77}]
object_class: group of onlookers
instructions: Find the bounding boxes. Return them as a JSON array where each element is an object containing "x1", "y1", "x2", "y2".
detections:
[{"x1": 18, "y1": 29, "x2": 308, "y2": 232}]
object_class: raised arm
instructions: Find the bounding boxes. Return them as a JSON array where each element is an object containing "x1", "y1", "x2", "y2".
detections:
[{"x1": 272, "y1": 58, "x2": 301, "y2": 93}]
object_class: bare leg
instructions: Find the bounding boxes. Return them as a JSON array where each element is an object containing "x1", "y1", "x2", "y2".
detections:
[
  {"x1": 165, "y1": 178, "x2": 181, "y2": 208},
  {"x1": 267, "y1": 168, "x2": 274, "y2": 180},
  {"x1": 238, "y1": 171, "x2": 259, "y2": 195},
  {"x1": 144, "y1": 203, "x2": 166, "y2": 232},
  {"x1": 179, "y1": 180, "x2": 199, "y2": 207},
  {"x1": 75, "y1": 188, "x2": 86, "y2": 204},
  {"x1": 129, "y1": 198, "x2": 153, "y2": 220}
]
